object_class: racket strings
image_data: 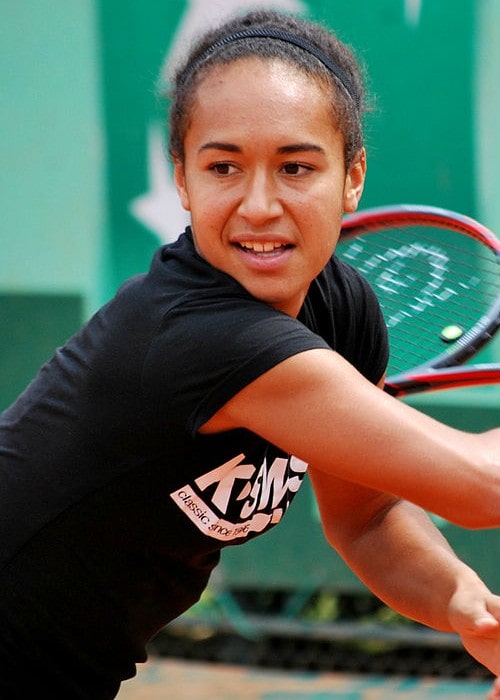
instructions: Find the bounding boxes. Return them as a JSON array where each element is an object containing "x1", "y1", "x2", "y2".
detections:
[{"x1": 336, "y1": 222, "x2": 499, "y2": 377}]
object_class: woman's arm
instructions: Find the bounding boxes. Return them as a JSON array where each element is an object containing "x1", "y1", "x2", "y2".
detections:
[
  {"x1": 308, "y1": 468, "x2": 500, "y2": 675},
  {"x1": 202, "y1": 347, "x2": 500, "y2": 528},
  {"x1": 201, "y1": 345, "x2": 500, "y2": 672}
]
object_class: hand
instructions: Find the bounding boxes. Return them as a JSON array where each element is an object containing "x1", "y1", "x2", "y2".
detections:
[
  {"x1": 459, "y1": 617, "x2": 500, "y2": 677},
  {"x1": 448, "y1": 586, "x2": 500, "y2": 676}
]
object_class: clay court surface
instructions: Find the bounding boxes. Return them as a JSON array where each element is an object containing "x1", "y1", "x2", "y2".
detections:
[{"x1": 116, "y1": 657, "x2": 493, "y2": 699}]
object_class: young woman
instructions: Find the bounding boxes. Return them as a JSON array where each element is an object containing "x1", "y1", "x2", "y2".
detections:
[{"x1": 0, "y1": 9, "x2": 499, "y2": 698}]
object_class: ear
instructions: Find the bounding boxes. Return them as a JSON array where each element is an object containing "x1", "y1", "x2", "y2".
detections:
[
  {"x1": 343, "y1": 148, "x2": 366, "y2": 213},
  {"x1": 173, "y1": 158, "x2": 191, "y2": 211}
]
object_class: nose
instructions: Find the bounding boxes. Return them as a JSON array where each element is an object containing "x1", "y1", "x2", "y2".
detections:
[{"x1": 237, "y1": 170, "x2": 284, "y2": 224}]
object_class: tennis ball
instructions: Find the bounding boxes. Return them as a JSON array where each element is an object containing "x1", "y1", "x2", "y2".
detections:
[{"x1": 440, "y1": 325, "x2": 464, "y2": 343}]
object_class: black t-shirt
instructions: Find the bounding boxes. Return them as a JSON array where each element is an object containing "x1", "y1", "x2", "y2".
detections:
[{"x1": 0, "y1": 229, "x2": 388, "y2": 696}]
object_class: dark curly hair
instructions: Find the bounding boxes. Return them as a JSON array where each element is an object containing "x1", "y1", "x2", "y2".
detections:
[{"x1": 167, "y1": 10, "x2": 367, "y2": 170}]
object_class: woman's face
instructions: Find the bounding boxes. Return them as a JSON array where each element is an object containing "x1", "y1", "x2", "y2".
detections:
[{"x1": 174, "y1": 57, "x2": 366, "y2": 317}]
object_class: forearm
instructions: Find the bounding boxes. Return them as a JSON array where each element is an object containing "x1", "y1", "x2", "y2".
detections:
[{"x1": 335, "y1": 498, "x2": 489, "y2": 632}]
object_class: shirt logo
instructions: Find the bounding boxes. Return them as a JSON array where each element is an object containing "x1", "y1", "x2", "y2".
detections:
[{"x1": 170, "y1": 452, "x2": 308, "y2": 541}]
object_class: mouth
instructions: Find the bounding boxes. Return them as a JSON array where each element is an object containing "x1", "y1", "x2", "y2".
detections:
[{"x1": 237, "y1": 241, "x2": 293, "y2": 256}]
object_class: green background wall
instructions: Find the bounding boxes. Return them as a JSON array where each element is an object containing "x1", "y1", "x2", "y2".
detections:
[{"x1": 1, "y1": 0, "x2": 499, "y2": 591}]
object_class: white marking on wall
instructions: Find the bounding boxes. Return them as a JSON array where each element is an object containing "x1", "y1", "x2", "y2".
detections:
[{"x1": 404, "y1": 0, "x2": 423, "y2": 27}]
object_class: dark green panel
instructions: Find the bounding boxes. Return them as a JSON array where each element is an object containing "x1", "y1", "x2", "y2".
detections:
[
  {"x1": 307, "y1": 0, "x2": 477, "y2": 214},
  {"x1": 0, "y1": 294, "x2": 83, "y2": 412},
  {"x1": 97, "y1": 0, "x2": 185, "y2": 293}
]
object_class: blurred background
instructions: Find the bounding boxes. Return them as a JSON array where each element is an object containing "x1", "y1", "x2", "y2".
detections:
[{"x1": 2, "y1": 0, "x2": 500, "y2": 682}]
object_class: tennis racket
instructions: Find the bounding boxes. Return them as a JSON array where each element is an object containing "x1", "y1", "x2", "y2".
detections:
[{"x1": 336, "y1": 204, "x2": 500, "y2": 397}]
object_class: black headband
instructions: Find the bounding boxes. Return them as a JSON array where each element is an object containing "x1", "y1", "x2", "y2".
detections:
[{"x1": 182, "y1": 27, "x2": 360, "y2": 110}]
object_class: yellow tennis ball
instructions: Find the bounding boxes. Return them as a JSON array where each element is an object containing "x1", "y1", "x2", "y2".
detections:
[{"x1": 440, "y1": 325, "x2": 464, "y2": 342}]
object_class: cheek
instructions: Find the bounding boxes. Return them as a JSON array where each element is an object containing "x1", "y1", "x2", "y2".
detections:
[
  {"x1": 190, "y1": 188, "x2": 236, "y2": 230},
  {"x1": 306, "y1": 204, "x2": 343, "y2": 260},
  {"x1": 303, "y1": 189, "x2": 344, "y2": 233},
  {"x1": 190, "y1": 200, "x2": 222, "y2": 232},
  {"x1": 189, "y1": 201, "x2": 229, "y2": 256}
]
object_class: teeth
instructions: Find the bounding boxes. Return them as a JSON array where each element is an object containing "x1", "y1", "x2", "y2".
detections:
[{"x1": 240, "y1": 241, "x2": 283, "y2": 253}]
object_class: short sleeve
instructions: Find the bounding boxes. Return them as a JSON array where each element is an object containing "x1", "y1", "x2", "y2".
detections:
[{"x1": 141, "y1": 295, "x2": 330, "y2": 436}]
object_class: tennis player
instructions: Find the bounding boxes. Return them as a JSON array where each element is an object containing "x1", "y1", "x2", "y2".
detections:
[{"x1": 1, "y1": 9, "x2": 499, "y2": 698}]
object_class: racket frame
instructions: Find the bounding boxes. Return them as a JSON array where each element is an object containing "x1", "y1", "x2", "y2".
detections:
[{"x1": 384, "y1": 363, "x2": 500, "y2": 397}]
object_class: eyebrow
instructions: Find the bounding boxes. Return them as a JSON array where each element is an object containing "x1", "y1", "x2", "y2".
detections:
[
  {"x1": 198, "y1": 142, "x2": 241, "y2": 154},
  {"x1": 277, "y1": 143, "x2": 325, "y2": 155},
  {"x1": 198, "y1": 142, "x2": 325, "y2": 155}
]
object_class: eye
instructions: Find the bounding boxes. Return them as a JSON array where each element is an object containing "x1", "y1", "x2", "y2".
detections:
[
  {"x1": 281, "y1": 162, "x2": 313, "y2": 175},
  {"x1": 209, "y1": 162, "x2": 236, "y2": 176}
]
